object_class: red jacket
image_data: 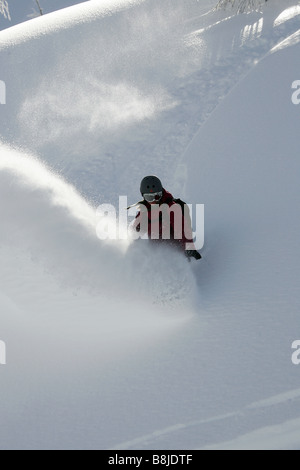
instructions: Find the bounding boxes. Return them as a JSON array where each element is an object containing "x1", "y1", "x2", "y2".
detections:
[{"x1": 132, "y1": 189, "x2": 195, "y2": 251}]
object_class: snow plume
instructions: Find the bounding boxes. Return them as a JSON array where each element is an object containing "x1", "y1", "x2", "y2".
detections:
[
  {"x1": 18, "y1": 78, "x2": 175, "y2": 154},
  {"x1": 0, "y1": 142, "x2": 196, "y2": 309},
  {"x1": 16, "y1": 0, "x2": 203, "y2": 158},
  {"x1": 0, "y1": 143, "x2": 114, "y2": 290}
]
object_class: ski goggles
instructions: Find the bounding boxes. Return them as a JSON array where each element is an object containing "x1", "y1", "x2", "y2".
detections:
[{"x1": 143, "y1": 191, "x2": 163, "y2": 203}]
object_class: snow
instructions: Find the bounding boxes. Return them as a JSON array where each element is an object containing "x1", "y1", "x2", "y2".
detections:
[
  {"x1": 202, "y1": 416, "x2": 300, "y2": 450},
  {"x1": 0, "y1": 1, "x2": 88, "y2": 30},
  {"x1": 274, "y1": 4, "x2": 300, "y2": 26},
  {"x1": 0, "y1": 0, "x2": 300, "y2": 450}
]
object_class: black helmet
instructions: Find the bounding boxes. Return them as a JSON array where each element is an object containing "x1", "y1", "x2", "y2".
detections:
[{"x1": 140, "y1": 175, "x2": 163, "y2": 196}]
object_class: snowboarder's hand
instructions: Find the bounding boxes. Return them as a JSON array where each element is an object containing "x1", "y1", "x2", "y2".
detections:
[{"x1": 185, "y1": 250, "x2": 202, "y2": 260}]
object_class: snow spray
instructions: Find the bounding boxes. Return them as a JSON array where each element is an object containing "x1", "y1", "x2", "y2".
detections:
[{"x1": 292, "y1": 341, "x2": 300, "y2": 366}]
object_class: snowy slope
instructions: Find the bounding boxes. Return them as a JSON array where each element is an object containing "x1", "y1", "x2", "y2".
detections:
[
  {"x1": 184, "y1": 35, "x2": 300, "y2": 450},
  {"x1": 0, "y1": 0, "x2": 88, "y2": 30},
  {"x1": 1, "y1": 0, "x2": 300, "y2": 450}
]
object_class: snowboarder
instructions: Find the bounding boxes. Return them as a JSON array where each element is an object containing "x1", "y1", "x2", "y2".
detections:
[{"x1": 129, "y1": 175, "x2": 202, "y2": 260}]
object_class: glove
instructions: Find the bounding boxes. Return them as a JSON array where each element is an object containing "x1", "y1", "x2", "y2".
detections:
[{"x1": 185, "y1": 250, "x2": 202, "y2": 260}]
